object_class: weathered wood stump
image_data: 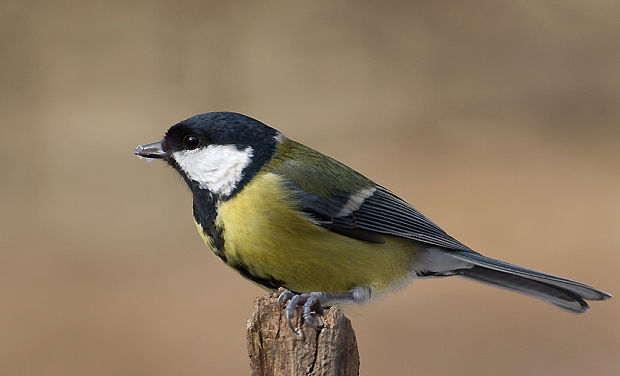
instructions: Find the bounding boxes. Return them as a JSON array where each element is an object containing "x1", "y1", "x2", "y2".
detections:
[{"x1": 247, "y1": 292, "x2": 359, "y2": 376}]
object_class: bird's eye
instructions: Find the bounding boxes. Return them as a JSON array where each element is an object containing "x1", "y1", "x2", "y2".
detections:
[{"x1": 183, "y1": 135, "x2": 200, "y2": 150}]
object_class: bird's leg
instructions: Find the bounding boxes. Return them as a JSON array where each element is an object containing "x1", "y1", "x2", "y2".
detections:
[{"x1": 277, "y1": 287, "x2": 371, "y2": 333}]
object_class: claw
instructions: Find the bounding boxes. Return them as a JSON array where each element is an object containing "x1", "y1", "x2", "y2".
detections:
[
  {"x1": 286, "y1": 294, "x2": 307, "y2": 332},
  {"x1": 281, "y1": 291, "x2": 327, "y2": 332},
  {"x1": 303, "y1": 294, "x2": 325, "y2": 329},
  {"x1": 277, "y1": 289, "x2": 294, "y2": 307},
  {"x1": 276, "y1": 287, "x2": 370, "y2": 333}
]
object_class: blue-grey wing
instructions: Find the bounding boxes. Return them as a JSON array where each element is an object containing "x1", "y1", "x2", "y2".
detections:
[{"x1": 295, "y1": 183, "x2": 471, "y2": 252}]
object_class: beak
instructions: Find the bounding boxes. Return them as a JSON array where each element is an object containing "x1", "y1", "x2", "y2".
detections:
[{"x1": 133, "y1": 141, "x2": 167, "y2": 159}]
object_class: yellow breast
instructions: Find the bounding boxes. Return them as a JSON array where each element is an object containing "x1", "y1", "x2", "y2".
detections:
[{"x1": 200, "y1": 172, "x2": 417, "y2": 294}]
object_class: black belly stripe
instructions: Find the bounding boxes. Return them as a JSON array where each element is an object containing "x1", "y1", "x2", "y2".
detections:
[
  {"x1": 192, "y1": 188, "x2": 226, "y2": 258},
  {"x1": 228, "y1": 259, "x2": 286, "y2": 291}
]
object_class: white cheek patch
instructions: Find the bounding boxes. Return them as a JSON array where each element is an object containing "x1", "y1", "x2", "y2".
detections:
[{"x1": 172, "y1": 145, "x2": 254, "y2": 196}]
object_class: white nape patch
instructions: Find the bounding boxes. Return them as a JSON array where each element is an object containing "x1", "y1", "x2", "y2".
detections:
[
  {"x1": 172, "y1": 145, "x2": 253, "y2": 196},
  {"x1": 274, "y1": 132, "x2": 285, "y2": 144},
  {"x1": 336, "y1": 187, "x2": 376, "y2": 216}
]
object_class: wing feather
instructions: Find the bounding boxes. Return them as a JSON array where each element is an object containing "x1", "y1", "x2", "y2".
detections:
[{"x1": 350, "y1": 187, "x2": 471, "y2": 251}]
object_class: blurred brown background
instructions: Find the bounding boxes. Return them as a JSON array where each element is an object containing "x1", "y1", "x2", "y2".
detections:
[{"x1": 1, "y1": 1, "x2": 619, "y2": 375}]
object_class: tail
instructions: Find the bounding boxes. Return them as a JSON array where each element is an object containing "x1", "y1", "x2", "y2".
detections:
[{"x1": 424, "y1": 249, "x2": 611, "y2": 313}]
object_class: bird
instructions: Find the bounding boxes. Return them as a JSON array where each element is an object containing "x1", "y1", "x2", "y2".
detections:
[{"x1": 134, "y1": 111, "x2": 610, "y2": 330}]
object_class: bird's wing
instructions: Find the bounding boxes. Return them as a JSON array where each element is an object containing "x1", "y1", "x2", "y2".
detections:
[
  {"x1": 267, "y1": 140, "x2": 471, "y2": 251},
  {"x1": 343, "y1": 186, "x2": 470, "y2": 251},
  {"x1": 304, "y1": 184, "x2": 471, "y2": 251}
]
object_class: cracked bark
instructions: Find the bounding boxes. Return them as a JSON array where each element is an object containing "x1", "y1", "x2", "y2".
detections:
[{"x1": 247, "y1": 292, "x2": 360, "y2": 376}]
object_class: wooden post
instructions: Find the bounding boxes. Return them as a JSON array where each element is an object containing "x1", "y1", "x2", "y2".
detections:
[{"x1": 247, "y1": 292, "x2": 360, "y2": 376}]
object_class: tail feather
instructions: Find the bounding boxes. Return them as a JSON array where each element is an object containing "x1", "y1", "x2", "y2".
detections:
[
  {"x1": 447, "y1": 250, "x2": 611, "y2": 313},
  {"x1": 458, "y1": 266, "x2": 589, "y2": 312}
]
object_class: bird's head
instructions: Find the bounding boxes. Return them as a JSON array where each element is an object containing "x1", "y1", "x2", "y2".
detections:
[{"x1": 134, "y1": 112, "x2": 281, "y2": 198}]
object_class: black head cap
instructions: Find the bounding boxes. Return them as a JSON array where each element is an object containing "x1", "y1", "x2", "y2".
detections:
[{"x1": 163, "y1": 112, "x2": 279, "y2": 153}]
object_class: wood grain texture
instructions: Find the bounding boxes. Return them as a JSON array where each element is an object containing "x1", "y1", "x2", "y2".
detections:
[{"x1": 247, "y1": 292, "x2": 359, "y2": 376}]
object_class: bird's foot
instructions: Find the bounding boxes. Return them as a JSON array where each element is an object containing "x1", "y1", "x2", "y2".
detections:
[{"x1": 276, "y1": 287, "x2": 371, "y2": 335}]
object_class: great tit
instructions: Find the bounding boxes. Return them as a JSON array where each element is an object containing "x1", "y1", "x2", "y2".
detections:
[{"x1": 134, "y1": 112, "x2": 610, "y2": 329}]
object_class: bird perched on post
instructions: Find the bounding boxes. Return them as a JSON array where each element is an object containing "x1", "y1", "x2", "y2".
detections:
[{"x1": 134, "y1": 112, "x2": 610, "y2": 330}]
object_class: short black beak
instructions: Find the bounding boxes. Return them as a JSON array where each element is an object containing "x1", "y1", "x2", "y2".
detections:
[{"x1": 133, "y1": 141, "x2": 167, "y2": 159}]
